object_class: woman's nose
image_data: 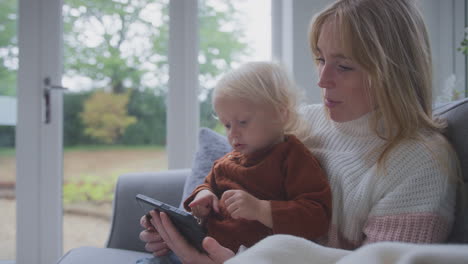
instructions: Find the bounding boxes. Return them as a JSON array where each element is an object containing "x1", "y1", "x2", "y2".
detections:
[{"x1": 317, "y1": 65, "x2": 334, "y2": 89}]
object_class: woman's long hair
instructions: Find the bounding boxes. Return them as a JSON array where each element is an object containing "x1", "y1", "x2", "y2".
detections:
[{"x1": 309, "y1": 0, "x2": 459, "y2": 179}]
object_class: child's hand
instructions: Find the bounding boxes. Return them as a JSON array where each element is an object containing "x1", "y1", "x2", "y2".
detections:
[
  {"x1": 221, "y1": 190, "x2": 272, "y2": 228},
  {"x1": 189, "y1": 189, "x2": 220, "y2": 218}
]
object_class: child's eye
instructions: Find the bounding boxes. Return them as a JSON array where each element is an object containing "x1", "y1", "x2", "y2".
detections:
[
  {"x1": 224, "y1": 123, "x2": 231, "y2": 129},
  {"x1": 239, "y1": 120, "x2": 248, "y2": 126}
]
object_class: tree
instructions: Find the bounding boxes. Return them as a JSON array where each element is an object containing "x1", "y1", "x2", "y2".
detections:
[
  {"x1": 63, "y1": 0, "x2": 250, "y2": 145},
  {"x1": 80, "y1": 90, "x2": 136, "y2": 143},
  {"x1": 63, "y1": 0, "x2": 249, "y2": 95},
  {"x1": 120, "y1": 88, "x2": 167, "y2": 145}
]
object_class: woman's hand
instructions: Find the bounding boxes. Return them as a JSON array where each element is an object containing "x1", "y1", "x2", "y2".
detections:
[
  {"x1": 188, "y1": 189, "x2": 220, "y2": 218},
  {"x1": 149, "y1": 210, "x2": 235, "y2": 264},
  {"x1": 221, "y1": 190, "x2": 273, "y2": 228},
  {"x1": 139, "y1": 213, "x2": 170, "y2": 256}
]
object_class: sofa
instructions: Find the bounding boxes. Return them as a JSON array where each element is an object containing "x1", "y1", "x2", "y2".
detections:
[{"x1": 57, "y1": 98, "x2": 468, "y2": 264}]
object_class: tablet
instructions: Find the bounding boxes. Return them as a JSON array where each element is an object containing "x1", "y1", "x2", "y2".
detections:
[{"x1": 136, "y1": 194, "x2": 207, "y2": 253}]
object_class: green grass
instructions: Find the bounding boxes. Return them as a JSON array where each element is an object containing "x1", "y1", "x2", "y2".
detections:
[
  {"x1": 63, "y1": 173, "x2": 117, "y2": 204},
  {"x1": 64, "y1": 144, "x2": 165, "y2": 152},
  {"x1": 1, "y1": 145, "x2": 168, "y2": 204},
  {"x1": 0, "y1": 147, "x2": 15, "y2": 157},
  {"x1": 0, "y1": 145, "x2": 164, "y2": 155}
]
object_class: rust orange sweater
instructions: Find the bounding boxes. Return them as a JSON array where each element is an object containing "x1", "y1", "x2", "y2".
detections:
[{"x1": 183, "y1": 135, "x2": 332, "y2": 252}]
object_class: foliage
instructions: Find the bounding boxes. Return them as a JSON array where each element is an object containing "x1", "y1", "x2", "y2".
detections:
[
  {"x1": 120, "y1": 88, "x2": 166, "y2": 145},
  {"x1": 80, "y1": 90, "x2": 136, "y2": 143},
  {"x1": 198, "y1": 1, "x2": 249, "y2": 95},
  {"x1": 200, "y1": 89, "x2": 218, "y2": 130},
  {"x1": 63, "y1": 0, "x2": 248, "y2": 95},
  {"x1": 63, "y1": 174, "x2": 116, "y2": 204},
  {"x1": 63, "y1": 0, "x2": 157, "y2": 93},
  {"x1": 64, "y1": 91, "x2": 98, "y2": 145},
  {"x1": 65, "y1": 89, "x2": 167, "y2": 146},
  {"x1": 436, "y1": 74, "x2": 464, "y2": 104},
  {"x1": 0, "y1": 0, "x2": 250, "y2": 147},
  {"x1": 0, "y1": 125, "x2": 15, "y2": 147},
  {"x1": 455, "y1": 28, "x2": 468, "y2": 99},
  {"x1": 0, "y1": 0, "x2": 17, "y2": 96},
  {"x1": 459, "y1": 29, "x2": 468, "y2": 56}
]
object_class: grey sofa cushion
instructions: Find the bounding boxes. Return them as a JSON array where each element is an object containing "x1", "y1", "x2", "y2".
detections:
[
  {"x1": 179, "y1": 127, "x2": 231, "y2": 208},
  {"x1": 107, "y1": 170, "x2": 189, "y2": 252},
  {"x1": 56, "y1": 247, "x2": 152, "y2": 264},
  {"x1": 434, "y1": 98, "x2": 468, "y2": 243},
  {"x1": 434, "y1": 98, "x2": 468, "y2": 186}
]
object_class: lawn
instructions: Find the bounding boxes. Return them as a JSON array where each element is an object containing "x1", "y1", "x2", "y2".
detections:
[
  {"x1": 1, "y1": 146, "x2": 169, "y2": 259},
  {"x1": 0, "y1": 145, "x2": 168, "y2": 203}
]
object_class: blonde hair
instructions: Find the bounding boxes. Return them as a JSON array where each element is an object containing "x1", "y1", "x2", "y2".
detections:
[
  {"x1": 309, "y1": 0, "x2": 459, "y2": 178},
  {"x1": 212, "y1": 61, "x2": 311, "y2": 142}
]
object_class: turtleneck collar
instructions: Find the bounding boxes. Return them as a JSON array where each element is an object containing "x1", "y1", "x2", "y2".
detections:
[{"x1": 330, "y1": 111, "x2": 376, "y2": 137}]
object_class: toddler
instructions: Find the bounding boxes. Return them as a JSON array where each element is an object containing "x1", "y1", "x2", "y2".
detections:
[{"x1": 183, "y1": 61, "x2": 332, "y2": 253}]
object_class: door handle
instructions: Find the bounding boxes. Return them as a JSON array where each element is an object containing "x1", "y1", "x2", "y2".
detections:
[{"x1": 43, "y1": 77, "x2": 68, "y2": 124}]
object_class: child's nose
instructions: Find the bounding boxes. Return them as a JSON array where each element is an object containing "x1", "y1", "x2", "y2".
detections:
[{"x1": 230, "y1": 125, "x2": 241, "y2": 138}]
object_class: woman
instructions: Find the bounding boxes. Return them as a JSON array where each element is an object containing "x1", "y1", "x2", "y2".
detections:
[{"x1": 140, "y1": 0, "x2": 460, "y2": 263}]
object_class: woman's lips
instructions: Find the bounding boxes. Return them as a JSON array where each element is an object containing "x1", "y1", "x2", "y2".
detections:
[{"x1": 325, "y1": 98, "x2": 341, "y2": 108}]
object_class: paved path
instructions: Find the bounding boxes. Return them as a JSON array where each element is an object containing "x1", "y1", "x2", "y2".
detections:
[{"x1": 0, "y1": 199, "x2": 111, "y2": 260}]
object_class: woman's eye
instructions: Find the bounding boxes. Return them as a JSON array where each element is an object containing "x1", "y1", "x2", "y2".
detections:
[
  {"x1": 338, "y1": 65, "x2": 353, "y2": 71},
  {"x1": 315, "y1": 57, "x2": 325, "y2": 64},
  {"x1": 338, "y1": 64, "x2": 354, "y2": 71},
  {"x1": 224, "y1": 124, "x2": 231, "y2": 129}
]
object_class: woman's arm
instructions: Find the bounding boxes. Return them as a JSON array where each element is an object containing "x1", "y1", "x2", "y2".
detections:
[{"x1": 362, "y1": 141, "x2": 457, "y2": 244}]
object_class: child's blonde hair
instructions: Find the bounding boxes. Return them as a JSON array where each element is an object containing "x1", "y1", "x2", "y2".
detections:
[{"x1": 212, "y1": 61, "x2": 311, "y2": 142}]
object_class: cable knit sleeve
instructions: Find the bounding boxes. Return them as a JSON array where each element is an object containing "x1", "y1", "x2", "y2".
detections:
[{"x1": 362, "y1": 140, "x2": 457, "y2": 244}]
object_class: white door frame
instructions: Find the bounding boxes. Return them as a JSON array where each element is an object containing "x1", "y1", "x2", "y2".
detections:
[
  {"x1": 16, "y1": 0, "x2": 64, "y2": 263},
  {"x1": 167, "y1": 0, "x2": 199, "y2": 170}
]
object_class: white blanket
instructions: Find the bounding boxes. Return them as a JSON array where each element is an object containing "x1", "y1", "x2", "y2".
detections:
[{"x1": 225, "y1": 235, "x2": 468, "y2": 264}]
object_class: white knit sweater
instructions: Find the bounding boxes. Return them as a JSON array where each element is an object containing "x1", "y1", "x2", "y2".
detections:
[
  {"x1": 225, "y1": 104, "x2": 458, "y2": 263},
  {"x1": 302, "y1": 104, "x2": 456, "y2": 248}
]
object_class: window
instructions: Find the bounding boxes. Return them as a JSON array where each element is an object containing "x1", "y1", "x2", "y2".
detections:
[
  {"x1": 198, "y1": 0, "x2": 271, "y2": 133},
  {"x1": 61, "y1": 0, "x2": 170, "y2": 251},
  {"x1": 422, "y1": 0, "x2": 468, "y2": 105}
]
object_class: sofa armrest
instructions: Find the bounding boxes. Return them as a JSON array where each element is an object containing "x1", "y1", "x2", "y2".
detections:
[{"x1": 105, "y1": 169, "x2": 190, "y2": 252}]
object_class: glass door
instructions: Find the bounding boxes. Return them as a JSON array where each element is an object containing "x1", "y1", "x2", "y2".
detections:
[
  {"x1": 15, "y1": 0, "x2": 64, "y2": 263},
  {"x1": 197, "y1": 0, "x2": 272, "y2": 132},
  {"x1": 61, "y1": 0, "x2": 170, "y2": 251},
  {"x1": 0, "y1": 0, "x2": 18, "y2": 261}
]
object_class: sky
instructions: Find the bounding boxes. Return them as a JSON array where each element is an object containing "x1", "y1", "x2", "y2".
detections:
[{"x1": 236, "y1": 0, "x2": 271, "y2": 61}]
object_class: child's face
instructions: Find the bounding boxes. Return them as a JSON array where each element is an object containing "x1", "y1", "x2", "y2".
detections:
[{"x1": 214, "y1": 96, "x2": 284, "y2": 155}]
